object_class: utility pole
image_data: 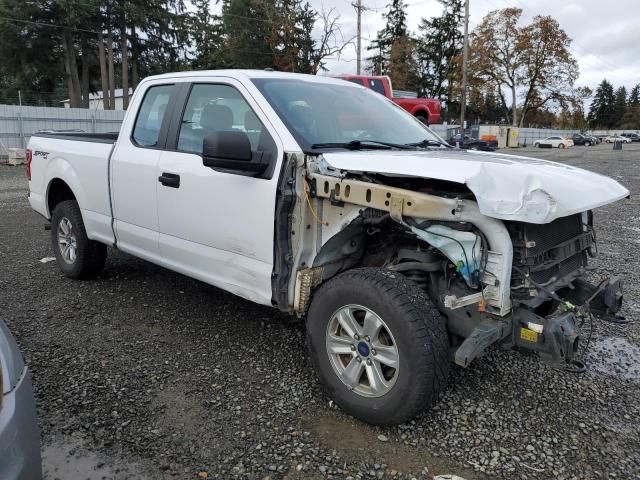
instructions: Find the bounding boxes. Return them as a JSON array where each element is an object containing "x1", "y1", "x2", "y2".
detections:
[
  {"x1": 460, "y1": 0, "x2": 470, "y2": 130},
  {"x1": 353, "y1": 0, "x2": 366, "y2": 74}
]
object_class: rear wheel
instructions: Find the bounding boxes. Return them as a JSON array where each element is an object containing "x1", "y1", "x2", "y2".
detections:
[
  {"x1": 51, "y1": 200, "x2": 107, "y2": 279},
  {"x1": 306, "y1": 268, "x2": 449, "y2": 425},
  {"x1": 415, "y1": 113, "x2": 429, "y2": 125}
]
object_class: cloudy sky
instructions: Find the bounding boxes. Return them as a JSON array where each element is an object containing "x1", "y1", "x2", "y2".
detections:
[{"x1": 312, "y1": 0, "x2": 639, "y2": 92}]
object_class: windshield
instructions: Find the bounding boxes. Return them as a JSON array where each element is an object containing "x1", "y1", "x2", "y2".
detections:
[{"x1": 251, "y1": 78, "x2": 445, "y2": 151}]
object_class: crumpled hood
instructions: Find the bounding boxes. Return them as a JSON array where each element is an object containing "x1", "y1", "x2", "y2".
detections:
[{"x1": 322, "y1": 149, "x2": 629, "y2": 223}]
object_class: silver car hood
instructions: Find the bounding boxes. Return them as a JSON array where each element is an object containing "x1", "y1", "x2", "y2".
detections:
[{"x1": 322, "y1": 149, "x2": 629, "y2": 223}]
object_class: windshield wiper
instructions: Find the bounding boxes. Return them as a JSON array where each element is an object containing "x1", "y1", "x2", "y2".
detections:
[
  {"x1": 406, "y1": 139, "x2": 451, "y2": 148},
  {"x1": 310, "y1": 140, "x2": 413, "y2": 150}
]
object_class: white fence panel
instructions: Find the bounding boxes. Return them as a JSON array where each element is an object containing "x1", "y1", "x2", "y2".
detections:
[{"x1": 0, "y1": 104, "x2": 125, "y2": 151}]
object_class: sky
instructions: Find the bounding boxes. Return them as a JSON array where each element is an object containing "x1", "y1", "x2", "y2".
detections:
[{"x1": 312, "y1": 0, "x2": 640, "y2": 93}]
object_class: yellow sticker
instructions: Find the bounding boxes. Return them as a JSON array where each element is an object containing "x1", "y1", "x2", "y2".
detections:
[{"x1": 520, "y1": 328, "x2": 538, "y2": 343}]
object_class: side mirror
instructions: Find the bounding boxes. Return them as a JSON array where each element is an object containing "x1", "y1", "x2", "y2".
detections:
[{"x1": 202, "y1": 130, "x2": 266, "y2": 174}]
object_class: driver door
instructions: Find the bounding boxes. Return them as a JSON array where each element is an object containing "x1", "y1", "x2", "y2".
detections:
[{"x1": 156, "y1": 79, "x2": 283, "y2": 305}]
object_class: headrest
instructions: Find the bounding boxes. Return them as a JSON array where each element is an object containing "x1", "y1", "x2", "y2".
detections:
[{"x1": 200, "y1": 104, "x2": 233, "y2": 131}]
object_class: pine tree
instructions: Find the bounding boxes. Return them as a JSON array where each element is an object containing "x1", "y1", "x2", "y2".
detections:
[
  {"x1": 221, "y1": 0, "x2": 275, "y2": 69},
  {"x1": 366, "y1": 0, "x2": 408, "y2": 76},
  {"x1": 620, "y1": 84, "x2": 640, "y2": 129},
  {"x1": 415, "y1": 0, "x2": 463, "y2": 98},
  {"x1": 191, "y1": 0, "x2": 223, "y2": 69},
  {"x1": 588, "y1": 79, "x2": 616, "y2": 128},
  {"x1": 613, "y1": 86, "x2": 627, "y2": 127}
]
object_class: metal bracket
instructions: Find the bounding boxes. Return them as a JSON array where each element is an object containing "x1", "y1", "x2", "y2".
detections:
[{"x1": 444, "y1": 292, "x2": 484, "y2": 309}]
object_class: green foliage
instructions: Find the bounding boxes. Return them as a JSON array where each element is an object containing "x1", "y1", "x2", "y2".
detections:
[
  {"x1": 414, "y1": 0, "x2": 462, "y2": 99},
  {"x1": 588, "y1": 79, "x2": 617, "y2": 128},
  {"x1": 366, "y1": 0, "x2": 409, "y2": 76}
]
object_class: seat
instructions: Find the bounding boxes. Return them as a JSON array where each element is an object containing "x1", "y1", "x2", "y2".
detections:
[{"x1": 178, "y1": 104, "x2": 235, "y2": 154}]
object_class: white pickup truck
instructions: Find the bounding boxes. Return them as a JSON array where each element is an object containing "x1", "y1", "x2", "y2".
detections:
[{"x1": 27, "y1": 70, "x2": 629, "y2": 425}]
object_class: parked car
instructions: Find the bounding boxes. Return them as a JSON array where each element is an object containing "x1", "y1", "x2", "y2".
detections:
[
  {"x1": 534, "y1": 136, "x2": 572, "y2": 148},
  {"x1": 571, "y1": 134, "x2": 595, "y2": 146},
  {"x1": 0, "y1": 320, "x2": 42, "y2": 480},
  {"x1": 338, "y1": 74, "x2": 440, "y2": 125},
  {"x1": 605, "y1": 135, "x2": 631, "y2": 143},
  {"x1": 621, "y1": 133, "x2": 640, "y2": 142},
  {"x1": 447, "y1": 133, "x2": 497, "y2": 151},
  {"x1": 27, "y1": 70, "x2": 628, "y2": 425}
]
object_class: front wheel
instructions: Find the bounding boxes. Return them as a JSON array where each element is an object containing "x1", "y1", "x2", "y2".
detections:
[
  {"x1": 51, "y1": 200, "x2": 107, "y2": 279},
  {"x1": 306, "y1": 268, "x2": 449, "y2": 425}
]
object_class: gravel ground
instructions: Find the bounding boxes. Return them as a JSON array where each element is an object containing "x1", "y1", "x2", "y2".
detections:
[{"x1": 1, "y1": 142, "x2": 639, "y2": 480}]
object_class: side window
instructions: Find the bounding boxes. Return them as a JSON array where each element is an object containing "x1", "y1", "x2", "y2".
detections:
[
  {"x1": 368, "y1": 79, "x2": 386, "y2": 96},
  {"x1": 177, "y1": 83, "x2": 273, "y2": 156},
  {"x1": 132, "y1": 85, "x2": 174, "y2": 147},
  {"x1": 347, "y1": 78, "x2": 365, "y2": 86}
]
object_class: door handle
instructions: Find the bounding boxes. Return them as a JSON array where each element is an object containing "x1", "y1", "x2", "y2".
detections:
[{"x1": 158, "y1": 172, "x2": 180, "y2": 188}]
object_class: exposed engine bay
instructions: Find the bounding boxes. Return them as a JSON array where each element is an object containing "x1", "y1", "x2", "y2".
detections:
[{"x1": 287, "y1": 154, "x2": 625, "y2": 370}]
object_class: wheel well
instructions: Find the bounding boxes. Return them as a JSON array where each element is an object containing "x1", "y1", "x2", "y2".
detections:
[
  {"x1": 47, "y1": 178, "x2": 76, "y2": 215},
  {"x1": 414, "y1": 110, "x2": 428, "y2": 119}
]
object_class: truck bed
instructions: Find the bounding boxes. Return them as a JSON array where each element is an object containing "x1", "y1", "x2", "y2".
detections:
[{"x1": 27, "y1": 132, "x2": 117, "y2": 246}]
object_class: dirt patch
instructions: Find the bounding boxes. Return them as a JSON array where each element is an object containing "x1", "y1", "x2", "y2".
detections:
[{"x1": 307, "y1": 413, "x2": 482, "y2": 479}]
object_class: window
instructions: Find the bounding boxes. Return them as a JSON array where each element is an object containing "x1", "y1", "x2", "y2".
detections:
[
  {"x1": 132, "y1": 85, "x2": 174, "y2": 147},
  {"x1": 252, "y1": 78, "x2": 445, "y2": 150},
  {"x1": 368, "y1": 78, "x2": 386, "y2": 96},
  {"x1": 347, "y1": 78, "x2": 365, "y2": 86},
  {"x1": 177, "y1": 84, "x2": 271, "y2": 156}
]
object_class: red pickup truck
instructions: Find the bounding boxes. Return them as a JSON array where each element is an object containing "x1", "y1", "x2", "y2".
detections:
[{"x1": 339, "y1": 75, "x2": 441, "y2": 125}]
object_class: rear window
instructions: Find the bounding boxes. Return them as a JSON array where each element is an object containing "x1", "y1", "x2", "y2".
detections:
[
  {"x1": 346, "y1": 78, "x2": 365, "y2": 86},
  {"x1": 132, "y1": 85, "x2": 174, "y2": 147},
  {"x1": 368, "y1": 78, "x2": 386, "y2": 96}
]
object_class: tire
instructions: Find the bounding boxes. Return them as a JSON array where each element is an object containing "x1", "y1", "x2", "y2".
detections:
[
  {"x1": 415, "y1": 114, "x2": 429, "y2": 125},
  {"x1": 51, "y1": 200, "x2": 107, "y2": 279},
  {"x1": 535, "y1": 143, "x2": 540, "y2": 148},
  {"x1": 306, "y1": 268, "x2": 449, "y2": 425}
]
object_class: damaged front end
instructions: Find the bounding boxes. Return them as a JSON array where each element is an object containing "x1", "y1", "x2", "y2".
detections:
[{"x1": 289, "y1": 153, "x2": 626, "y2": 372}]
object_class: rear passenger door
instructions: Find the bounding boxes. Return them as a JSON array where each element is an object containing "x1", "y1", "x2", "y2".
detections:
[
  {"x1": 155, "y1": 78, "x2": 283, "y2": 305},
  {"x1": 111, "y1": 83, "x2": 175, "y2": 262}
]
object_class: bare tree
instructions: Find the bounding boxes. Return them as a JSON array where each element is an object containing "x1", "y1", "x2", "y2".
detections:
[{"x1": 309, "y1": 8, "x2": 355, "y2": 74}]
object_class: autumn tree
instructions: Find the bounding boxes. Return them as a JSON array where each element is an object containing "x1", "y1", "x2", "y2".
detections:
[{"x1": 469, "y1": 8, "x2": 578, "y2": 126}]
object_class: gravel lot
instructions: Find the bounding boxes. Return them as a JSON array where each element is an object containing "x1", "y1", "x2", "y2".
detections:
[{"x1": 1, "y1": 142, "x2": 639, "y2": 480}]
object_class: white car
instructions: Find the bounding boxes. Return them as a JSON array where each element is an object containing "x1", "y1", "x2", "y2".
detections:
[
  {"x1": 605, "y1": 135, "x2": 631, "y2": 143},
  {"x1": 26, "y1": 70, "x2": 629, "y2": 425},
  {"x1": 534, "y1": 136, "x2": 572, "y2": 148}
]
